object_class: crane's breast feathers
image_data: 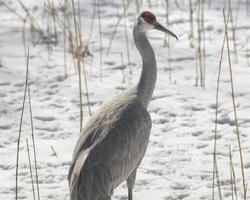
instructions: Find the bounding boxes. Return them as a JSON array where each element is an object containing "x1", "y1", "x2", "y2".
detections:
[{"x1": 86, "y1": 101, "x2": 151, "y2": 168}]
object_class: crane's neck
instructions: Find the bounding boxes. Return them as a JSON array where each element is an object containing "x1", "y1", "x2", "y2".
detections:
[{"x1": 133, "y1": 27, "x2": 157, "y2": 108}]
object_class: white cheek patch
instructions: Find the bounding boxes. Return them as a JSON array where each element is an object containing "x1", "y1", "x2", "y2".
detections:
[
  {"x1": 143, "y1": 24, "x2": 154, "y2": 32},
  {"x1": 136, "y1": 17, "x2": 155, "y2": 33}
]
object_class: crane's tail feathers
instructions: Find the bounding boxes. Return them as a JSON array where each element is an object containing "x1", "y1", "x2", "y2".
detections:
[{"x1": 69, "y1": 150, "x2": 90, "y2": 200}]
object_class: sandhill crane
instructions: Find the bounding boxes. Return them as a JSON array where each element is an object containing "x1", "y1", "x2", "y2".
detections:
[{"x1": 68, "y1": 11, "x2": 178, "y2": 200}]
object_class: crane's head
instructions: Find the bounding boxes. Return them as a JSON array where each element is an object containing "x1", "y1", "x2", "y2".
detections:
[{"x1": 136, "y1": 11, "x2": 178, "y2": 40}]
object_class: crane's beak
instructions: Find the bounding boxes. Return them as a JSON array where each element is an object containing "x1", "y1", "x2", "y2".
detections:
[{"x1": 154, "y1": 21, "x2": 178, "y2": 40}]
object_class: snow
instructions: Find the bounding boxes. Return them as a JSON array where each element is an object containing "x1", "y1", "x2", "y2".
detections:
[{"x1": 1, "y1": 0, "x2": 250, "y2": 199}]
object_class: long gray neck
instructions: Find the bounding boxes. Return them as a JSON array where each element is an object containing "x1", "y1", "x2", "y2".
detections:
[{"x1": 133, "y1": 27, "x2": 157, "y2": 108}]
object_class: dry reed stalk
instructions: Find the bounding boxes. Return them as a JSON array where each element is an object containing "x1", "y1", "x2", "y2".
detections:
[
  {"x1": 50, "y1": 0, "x2": 58, "y2": 43},
  {"x1": 195, "y1": 0, "x2": 206, "y2": 88},
  {"x1": 106, "y1": 0, "x2": 134, "y2": 56},
  {"x1": 229, "y1": 145, "x2": 239, "y2": 200},
  {"x1": 0, "y1": 0, "x2": 41, "y2": 37},
  {"x1": 17, "y1": 0, "x2": 42, "y2": 31},
  {"x1": 69, "y1": 39, "x2": 78, "y2": 71},
  {"x1": 43, "y1": 1, "x2": 55, "y2": 60},
  {"x1": 164, "y1": 0, "x2": 172, "y2": 83},
  {"x1": 0, "y1": 1, "x2": 25, "y2": 21},
  {"x1": 168, "y1": 39, "x2": 172, "y2": 84},
  {"x1": 164, "y1": 0, "x2": 170, "y2": 47},
  {"x1": 71, "y1": 0, "x2": 79, "y2": 45},
  {"x1": 223, "y1": 9, "x2": 246, "y2": 199},
  {"x1": 42, "y1": 0, "x2": 46, "y2": 25},
  {"x1": 245, "y1": 185, "x2": 248, "y2": 199},
  {"x1": 76, "y1": 1, "x2": 84, "y2": 56},
  {"x1": 27, "y1": 74, "x2": 40, "y2": 200},
  {"x1": 229, "y1": 146, "x2": 234, "y2": 200},
  {"x1": 86, "y1": 0, "x2": 96, "y2": 47},
  {"x1": 49, "y1": 0, "x2": 75, "y2": 42},
  {"x1": 71, "y1": 0, "x2": 85, "y2": 131},
  {"x1": 201, "y1": 0, "x2": 206, "y2": 88},
  {"x1": 77, "y1": 59, "x2": 84, "y2": 132},
  {"x1": 228, "y1": 0, "x2": 238, "y2": 63},
  {"x1": 22, "y1": 15, "x2": 40, "y2": 198},
  {"x1": 120, "y1": 52, "x2": 126, "y2": 83},
  {"x1": 195, "y1": 51, "x2": 199, "y2": 86},
  {"x1": 76, "y1": 4, "x2": 91, "y2": 116},
  {"x1": 63, "y1": 0, "x2": 68, "y2": 78},
  {"x1": 77, "y1": 0, "x2": 82, "y2": 40},
  {"x1": 85, "y1": 1, "x2": 97, "y2": 81},
  {"x1": 15, "y1": 49, "x2": 30, "y2": 200},
  {"x1": 122, "y1": 0, "x2": 132, "y2": 74},
  {"x1": 46, "y1": 15, "x2": 52, "y2": 61},
  {"x1": 97, "y1": 0, "x2": 103, "y2": 81},
  {"x1": 212, "y1": 9, "x2": 230, "y2": 200},
  {"x1": 189, "y1": 0, "x2": 194, "y2": 48},
  {"x1": 0, "y1": 52, "x2": 3, "y2": 68},
  {"x1": 197, "y1": 0, "x2": 200, "y2": 84},
  {"x1": 231, "y1": 152, "x2": 239, "y2": 200},
  {"x1": 64, "y1": 2, "x2": 77, "y2": 70},
  {"x1": 26, "y1": 138, "x2": 36, "y2": 200},
  {"x1": 197, "y1": 0, "x2": 204, "y2": 87},
  {"x1": 22, "y1": 16, "x2": 28, "y2": 58},
  {"x1": 80, "y1": 58, "x2": 92, "y2": 116},
  {"x1": 247, "y1": 36, "x2": 250, "y2": 67},
  {"x1": 75, "y1": 35, "x2": 92, "y2": 118},
  {"x1": 247, "y1": 0, "x2": 250, "y2": 16},
  {"x1": 229, "y1": 146, "x2": 239, "y2": 200}
]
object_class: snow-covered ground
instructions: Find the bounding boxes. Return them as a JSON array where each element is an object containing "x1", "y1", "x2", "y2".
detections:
[{"x1": 1, "y1": 0, "x2": 250, "y2": 199}]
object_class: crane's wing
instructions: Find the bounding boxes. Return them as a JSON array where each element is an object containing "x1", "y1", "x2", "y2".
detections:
[{"x1": 68, "y1": 95, "x2": 151, "y2": 199}]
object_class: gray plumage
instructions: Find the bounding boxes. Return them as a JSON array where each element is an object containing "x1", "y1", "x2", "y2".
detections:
[{"x1": 68, "y1": 11, "x2": 177, "y2": 200}]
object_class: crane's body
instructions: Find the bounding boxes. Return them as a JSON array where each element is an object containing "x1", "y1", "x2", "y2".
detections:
[
  {"x1": 68, "y1": 11, "x2": 177, "y2": 200},
  {"x1": 68, "y1": 87, "x2": 151, "y2": 200}
]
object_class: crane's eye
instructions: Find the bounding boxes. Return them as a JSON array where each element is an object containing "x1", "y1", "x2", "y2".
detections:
[{"x1": 142, "y1": 11, "x2": 156, "y2": 24}]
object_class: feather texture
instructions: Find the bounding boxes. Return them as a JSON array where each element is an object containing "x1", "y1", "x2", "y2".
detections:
[{"x1": 68, "y1": 88, "x2": 152, "y2": 200}]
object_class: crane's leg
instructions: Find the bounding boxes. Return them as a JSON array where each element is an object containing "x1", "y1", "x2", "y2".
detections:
[{"x1": 126, "y1": 169, "x2": 137, "y2": 200}]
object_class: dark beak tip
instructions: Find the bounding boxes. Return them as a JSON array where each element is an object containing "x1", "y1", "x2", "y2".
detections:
[{"x1": 154, "y1": 22, "x2": 178, "y2": 41}]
